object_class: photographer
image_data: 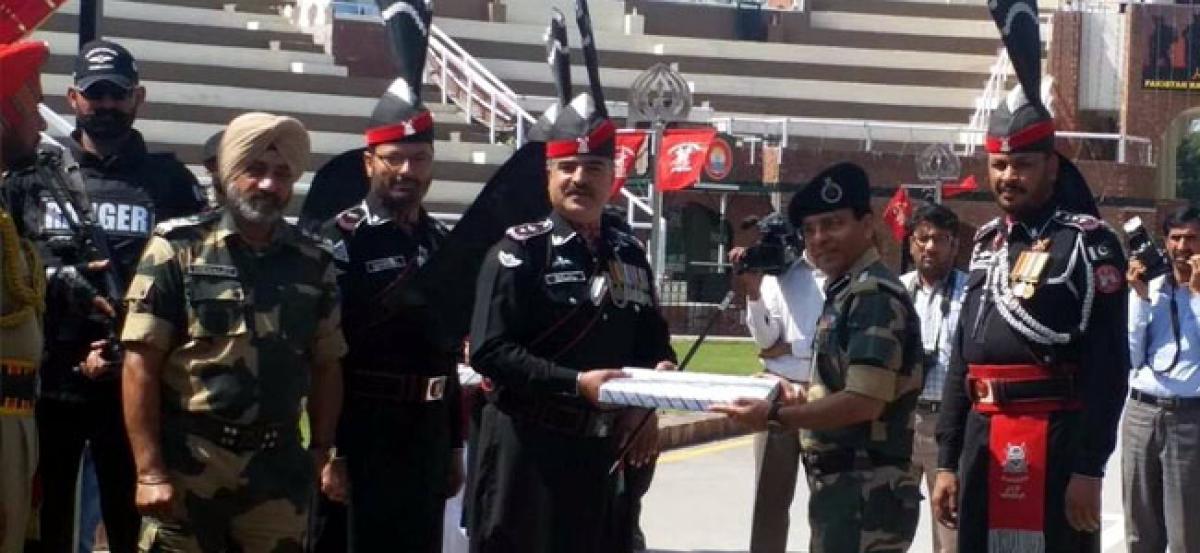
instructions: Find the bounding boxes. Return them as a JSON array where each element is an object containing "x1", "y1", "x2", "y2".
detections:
[
  {"x1": 727, "y1": 213, "x2": 823, "y2": 553},
  {"x1": 898, "y1": 203, "x2": 965, "y2": 553},
  {"x1": 1124, "y1": 206, "x2": 1200, "y2": 553}
]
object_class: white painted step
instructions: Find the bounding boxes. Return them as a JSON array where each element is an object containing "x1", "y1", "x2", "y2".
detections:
[
  {"x1": 57, "y1": 0, "x2": 301, "y2": 33},
  {"x1": 436, "y1": 17, "x2": 999, "y2": 74},
  {"x1": 32, "y1": 30, "x2": 347, "y2": 76},
  {"x1": 478, "y1": 58, "x2": 980, "y2": 109}
]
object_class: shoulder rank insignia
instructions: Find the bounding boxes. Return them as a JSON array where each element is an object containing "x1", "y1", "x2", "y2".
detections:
[
  {"x1": 497, "y1": 250, "x2": 523, "y2": 268},
  {"x1": 154, "y1": 211, "x2": 218, "y2": 237},
  {"x1": 1054, "y1": 211, "x2": 1102, "y2": 232},
  {"x1": 506, "y1": 219, "x2": 554, "y2": 241}
]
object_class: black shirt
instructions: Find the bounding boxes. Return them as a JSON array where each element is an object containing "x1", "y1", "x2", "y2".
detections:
[
  {"x1": 2, "y1": 130, "x2": 204, "y2": 396},
  {"x1": 936, "y1": 208, "x2": 1130, "y2": 477},
  {"x1": 470, "y1": 212, "x2": 676, "y2": 405}
]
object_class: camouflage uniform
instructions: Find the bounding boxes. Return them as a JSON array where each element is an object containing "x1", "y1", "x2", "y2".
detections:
[
  {"x1": 119, "y1": 209, "x2": 348, "y2": 553},
  {"x1": 802, "y1": 248, "x2": 924, "y2": 553}
]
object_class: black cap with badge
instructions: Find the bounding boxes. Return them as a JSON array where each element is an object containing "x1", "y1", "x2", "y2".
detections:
[
  {"x1": 73, "y1": 39, "x2": 138, "y2": 90},
  {"x1": 788, "y1": 162, "x2": 872, "y2": 226}
]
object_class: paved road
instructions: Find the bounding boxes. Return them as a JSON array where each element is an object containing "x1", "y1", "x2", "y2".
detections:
[{"x1": 642, "y1": 435, "x2": 1127, "y2": 553}]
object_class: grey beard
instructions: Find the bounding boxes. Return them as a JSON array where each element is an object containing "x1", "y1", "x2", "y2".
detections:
[{"x1": 227, "y1": 190, "x2": 283, "y2": 225}]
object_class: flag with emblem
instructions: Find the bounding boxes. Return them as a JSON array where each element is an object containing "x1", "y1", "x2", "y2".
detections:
[
  {"x1": 657, "y1": 128, "x2": 717, "y2": 192},
  {"x1": 611, "y1": 130, "x2": 647, "y2": 198},
  {"x1": 882, "y1": 186, "x2": 912, "y2": 242}
]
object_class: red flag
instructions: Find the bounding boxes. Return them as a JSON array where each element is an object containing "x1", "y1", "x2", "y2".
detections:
[
  {"x1": 610, "y1": 130, "x2": 647, "y2": 198},
  {"x1": 882, "y1": 187, "x2": 913, "y2": 242},
  {"x1": 942, "y1": 174, "x2": 978, "y2": 199},
  {"x1": 656, "y1": 128, "x2": 717, "y2": 192}
]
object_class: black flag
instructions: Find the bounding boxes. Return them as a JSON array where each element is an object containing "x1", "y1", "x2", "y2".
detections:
[
  {"x1": 547, "y1": 9, "x2": 572, "y2": 107},
  {"x1": 575, "y1": 0, "x2": 607, "y2": 118},
  {"x1": 988, "y1": 0, "x2": 1042, "y2": 107},
  {"x1": 376, "y1": 0, "x2": 433, "y2": 99}
]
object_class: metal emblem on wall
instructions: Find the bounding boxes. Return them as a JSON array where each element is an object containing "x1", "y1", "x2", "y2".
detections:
[{"x1": 629, "y1": 63, "x2": 693, "y2": 125}]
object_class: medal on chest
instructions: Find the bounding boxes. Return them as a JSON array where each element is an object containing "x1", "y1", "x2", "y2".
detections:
[{"x1": 1009, "y1": 238, "x2": 1051, "y2": 299}]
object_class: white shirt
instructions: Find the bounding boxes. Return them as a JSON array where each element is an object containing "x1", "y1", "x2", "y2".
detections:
[
  {"x1": 1128, "y1": 274, "x2": 1200, "y2": 398},
  {"x1": 744, "y1": 257, "x2": 825, "y2": 382},
  {"x1": 900, "y1": 269, "x2": 967, "y2": 401}
]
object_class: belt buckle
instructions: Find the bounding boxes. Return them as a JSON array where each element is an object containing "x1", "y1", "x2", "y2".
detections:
[
  {"x1": 424, "y1": 376, "x2": 447, "y2": 401},
  {"x1": 970, "y1": 378, "x2": 996, "y2": 404}
]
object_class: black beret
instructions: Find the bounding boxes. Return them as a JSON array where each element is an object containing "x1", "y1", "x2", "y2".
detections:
[{"x1": 788, "y1": 162, "x2": 871, "y2": 225}]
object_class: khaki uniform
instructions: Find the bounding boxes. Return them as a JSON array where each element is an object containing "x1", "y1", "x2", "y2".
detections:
[
  {"x1": 802, "y1": 248, "x2": 924, "y2": 553},
  {"x1": 120, "y1": 209, "x2": 347, "y2": 553},
  {"x1": 0, "y1": 206, "x2": 43, "y2": 553}
]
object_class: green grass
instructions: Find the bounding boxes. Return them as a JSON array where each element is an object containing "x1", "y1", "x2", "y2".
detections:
[{"x1": 670, "y1": 339, "x2": 760, "y2": 376}]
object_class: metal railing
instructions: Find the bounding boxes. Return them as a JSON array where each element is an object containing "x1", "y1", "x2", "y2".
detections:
[
  {"x1": 324, "y1": 2, "x2": 534, "y2": 145},
  {"x1": 426, "y1": 24, "x2": 535, "y2": 145},
  {"x1": 710, "y1": 114, "x2": 1154, "y2": 165},
  {"x1": 964, "y1": 48, "x2": 1011, "y2": 156}
]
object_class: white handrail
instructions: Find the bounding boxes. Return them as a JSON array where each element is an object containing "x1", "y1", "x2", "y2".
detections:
[
  {"x1": 430, "y1": 25, "x2": 523, "y2": 101},
  {"x1": 426, "y1": 23, "x2": 535, "y2": 144},
  {"x1": 964, "y1": 48, "x2": 1011, "y2": 156},
  {"x1": 325, "y1": 3, "x2": 534, "y2": 145},
  {"x1": 710, "y1": 114, "x2": 1153, "y2": 165}
]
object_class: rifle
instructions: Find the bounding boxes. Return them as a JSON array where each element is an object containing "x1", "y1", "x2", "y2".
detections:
[
  {"x1": 608, "y1": 290, "x2": 737, "y2": 475},
  {"x1": 35, "y1": 139, "x2": 126, "y2": 363}
]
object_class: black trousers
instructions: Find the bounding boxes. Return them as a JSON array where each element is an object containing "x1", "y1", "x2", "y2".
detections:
[
  {"x1": 35, "y1": 385, "x2": 140, "y2": 553},
  {"x1": 956, "y1": 409, "x2": 1100, "y2": 553}
]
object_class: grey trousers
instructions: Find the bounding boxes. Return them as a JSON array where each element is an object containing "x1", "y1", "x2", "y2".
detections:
[
  {"x1": 911, "y1": 406, "x2": 957, "y2": 553},
  {"x1": 1122, "y1": 396, "x2": 1200, "y2": 553},
  {"x1": 750, "y1": 427, "x2": 802, "y2": 553}
]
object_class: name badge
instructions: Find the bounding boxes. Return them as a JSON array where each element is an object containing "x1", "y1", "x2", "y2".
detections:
[
  {"x1": 365, "y1": 256, "x2": 407, "y2": 273},
  {"x1": 188, "y1": 264, "x2": 239, "y2": 278},
  {"x1": 545, "y1": 271, "x2": 587, "y2": 286}
]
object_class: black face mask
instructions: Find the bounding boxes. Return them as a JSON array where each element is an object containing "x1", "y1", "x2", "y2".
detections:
[{"x1": 77, "y1": 109, "x2": 133, "y2": 140}]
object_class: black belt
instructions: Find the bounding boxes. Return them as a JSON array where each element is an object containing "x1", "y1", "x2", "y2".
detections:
[
  {"x1": 969, "y1": 377, "x2": 1076, "y2": 406},
  {"x1": 801, "y1": 448, "x2": 910, "y2": 477},
  {"x1": 345, "y1": 370, "x2": 447, "y2": 403},
  {"x1": 916, "y1": 399, "x2": 942, "y2": 413},
  {"x1": 177, "y1": 414, "x2": 297, "y2": 453},
  {"x1": 496, "y1": 396, "x2": 617, "y2": 438},
  {"x1": 1130, "y1": 389, "x2": 1200, "y2": 410}
]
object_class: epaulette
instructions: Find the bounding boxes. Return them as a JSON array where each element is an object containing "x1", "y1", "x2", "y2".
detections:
[
  {"x1": 974, "y1": 217, "x2": 1003, "y2": 242},
  {"x1": 336, "y1": 205, "x2": 367, "y2": 233},
  {"x1": 847, "y1": 271, "x2": 907, "y2": 298},
  {"x1": 154, "y1": 210, "x2": 219, "y2": 237},
  {"x1": 1053, "y1": 211, "x2": 1112, "y2": 234},
  {"x1": 505, "y1": 218, "x2": 553, "y2": 241},
  {"x1": 612, "y1": 227, "x2": 646, "y2": 250}
]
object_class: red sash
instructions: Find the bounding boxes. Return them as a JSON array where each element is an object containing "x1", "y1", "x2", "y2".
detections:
[{"x1": 967, "y1": 364, "x2": 1080, "y2": 553}]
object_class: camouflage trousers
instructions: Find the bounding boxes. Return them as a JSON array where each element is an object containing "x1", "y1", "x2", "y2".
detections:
[
  {"x1": 805, "y1": 464, "x2": 921, "y2": 553},
  {"x1": 139, "y1": 432, "x2": 313, "y2": 553}
]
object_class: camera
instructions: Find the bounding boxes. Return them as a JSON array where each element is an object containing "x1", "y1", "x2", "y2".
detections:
[
  {"x1": 1124, "y1": 216, "x2": 1170, "y2": 282},
  {"x1": 735, "y1": 212, "x2": 803, "y2": 276}
]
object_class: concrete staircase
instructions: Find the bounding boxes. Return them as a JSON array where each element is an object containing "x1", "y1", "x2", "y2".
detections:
[{"x1": 33, "y1": 0, "x2": 513, "y2": 214}]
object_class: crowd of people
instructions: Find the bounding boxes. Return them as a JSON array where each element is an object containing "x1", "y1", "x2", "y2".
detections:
[{"x1": 1, "y1": 1, "x2": 1198, "y2": 553}]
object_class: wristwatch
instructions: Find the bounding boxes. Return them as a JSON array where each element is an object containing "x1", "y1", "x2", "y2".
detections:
[{"x1": 766, "y1": 402, "x2": 784, "y2": 429}]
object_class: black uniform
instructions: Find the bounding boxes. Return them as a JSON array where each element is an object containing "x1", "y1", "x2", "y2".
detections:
[
  {"x1": 468, "y1": 212, "x2": 675, "y2": 553},
  {"x1": 937, "y1": 207, "x2": 1129, "y2": 552},
  {"x1": 1, "y1": 130, "x2": 204, "y2": 553},
  {"x1": 318, "y1": 199, "x2": 464, "y2": 553}
]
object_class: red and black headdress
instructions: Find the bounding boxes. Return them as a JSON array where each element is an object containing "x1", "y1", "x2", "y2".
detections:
[
  {"x1": 986, "y1": 0, "x2": 1097, "y2": 216},
  {"x1": 540, "y1": 0, "x2": 615, "y2": 160},
  {"x1": 365, "y1": 0, "x2": 434, "y2": 146}
]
